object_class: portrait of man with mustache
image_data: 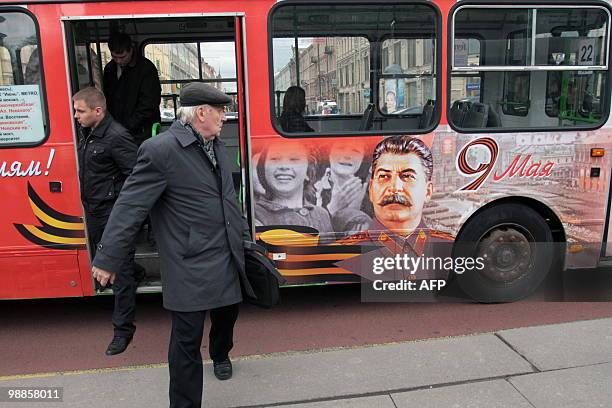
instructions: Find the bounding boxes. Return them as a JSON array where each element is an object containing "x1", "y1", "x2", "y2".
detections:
[
  {"x1": 369, "y1": 135, "x2": 433, "y2": 236},
  {"x1": 335, "y1": 135, "x2": 453, "y2": 283}
]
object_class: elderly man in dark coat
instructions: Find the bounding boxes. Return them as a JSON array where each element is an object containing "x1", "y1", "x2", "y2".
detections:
[{"x1": 91, "y1": 82, "x2": 254, "y2": 408}]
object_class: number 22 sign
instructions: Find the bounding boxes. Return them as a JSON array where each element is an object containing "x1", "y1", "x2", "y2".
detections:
[{"x1": 578, "y1": 38, "x2": 597, "y2": 66}]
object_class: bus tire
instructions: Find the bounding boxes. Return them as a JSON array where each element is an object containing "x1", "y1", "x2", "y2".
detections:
[{"x1": 454, "y1": 203, "x2": 554, "y2": 303}]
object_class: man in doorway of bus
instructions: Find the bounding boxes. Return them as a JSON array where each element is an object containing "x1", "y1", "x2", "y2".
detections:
[
  {"x1": 104, "y1": 32, "x2": 161, "y2": 251},
  {"x1": 73, "y1": 87, "x2": 140, "y2": 356},
  {"x1": 91, "y1": 83, "x2": 255, "y2": 408},
  {"x1": 336, "y1": 135, "x2": 453, "y2": 281},
  {"x1": 103, "y1": 32, "x2": 161, "y2": 146}
]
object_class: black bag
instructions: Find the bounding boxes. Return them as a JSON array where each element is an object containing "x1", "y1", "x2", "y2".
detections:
[{"x1": 242, "y1": 241, "x2": 286, "y2": 308}]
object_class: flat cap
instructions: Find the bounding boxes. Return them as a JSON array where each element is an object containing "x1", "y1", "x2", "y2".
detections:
[{"x1": 179, "y1": 82, "x2": 232, "y2": 107}]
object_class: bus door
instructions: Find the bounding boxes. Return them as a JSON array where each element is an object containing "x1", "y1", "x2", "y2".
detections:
[{"x1": 62, "y1": 14, "x2": 249, "y2": 292}]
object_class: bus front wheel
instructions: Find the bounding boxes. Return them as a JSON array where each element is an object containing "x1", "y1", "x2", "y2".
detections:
[{"x1": 454, "y1": 203, "x2": 554, "y2": 303}]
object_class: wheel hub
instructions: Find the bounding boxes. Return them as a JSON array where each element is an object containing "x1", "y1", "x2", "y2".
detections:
[{"x1": 477, "y1": 227, "x2": 532, "y2": 283}]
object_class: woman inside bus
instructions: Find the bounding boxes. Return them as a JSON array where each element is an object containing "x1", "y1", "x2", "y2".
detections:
[
  {"x1": 279, "y1": 86, "x2": 314, "y2": 133},
  {"x1": 254, "y1": 141, "x2": 333, "y2": 237},
  {"x1": 314, "y1": 141, "x2": 372, "y2": 233}
]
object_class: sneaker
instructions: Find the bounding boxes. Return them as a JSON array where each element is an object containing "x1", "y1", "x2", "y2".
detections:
[{"x1": 213, "y1": 358, "x2": 232, "y2": 380}]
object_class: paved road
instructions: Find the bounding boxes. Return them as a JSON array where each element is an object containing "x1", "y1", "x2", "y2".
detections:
[
  {"x1": 2, "y1": 318, "x2": 612, "y2": 407},
  {"x1": 2, "y1": 281, "x2": 612, "y2": 378}
]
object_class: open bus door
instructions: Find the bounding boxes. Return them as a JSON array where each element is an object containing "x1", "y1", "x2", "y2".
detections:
[{"x1": 62, "y1": 13, "x2": 250, "y2": 294}]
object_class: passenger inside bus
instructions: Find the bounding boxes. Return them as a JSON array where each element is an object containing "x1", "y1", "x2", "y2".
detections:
[
  {"x1": 279, "y1": 86, "x2": 314, "y2": 133},
  {"x1": 103, "y1": 32, "x2": 161, "y2": 146}
]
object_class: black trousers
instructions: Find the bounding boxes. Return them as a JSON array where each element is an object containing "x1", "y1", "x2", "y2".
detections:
[
  {"x1": 168, "y1": 303, "x2": 239, "y2": 408},
  {"x1": 87, "y1": 211, "x2": 137, "y2": 338}
]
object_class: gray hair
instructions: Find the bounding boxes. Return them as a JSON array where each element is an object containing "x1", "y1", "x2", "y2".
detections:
[{"x1": 176, "y1": 105, "x2": 198, "y2": 124}]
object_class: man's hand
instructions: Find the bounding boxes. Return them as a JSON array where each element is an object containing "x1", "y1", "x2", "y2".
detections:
[{"x1": 92, "y1": 266, "x2": 116, "y2": 287}]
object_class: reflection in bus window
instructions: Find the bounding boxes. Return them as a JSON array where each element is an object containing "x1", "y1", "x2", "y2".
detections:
[
  {"x1": 270, "y1": 3, "x2": 439, "y2": 135},
  {"x1": 23, "y1": 46, "x2": 40, "y2": 84},
  {"x1": 503, "y1": 30, "x2": 531, "y2": 117},
  {"x1": 73, "y1": 44, "x2": 102, "y2": 89},
  {"x1": 450, "y1": 38, "x2": 482, "y2": 105},
  {"x1": 451, "y1": 6, "x2": 610, "y2": 131},
  {"x1": 503, "y1": 72, "x2": 530, "y2": 117},
  {"x1": 144, "y1": 41, "x2": 238, "y2": 121},
  {"x1": 382, "y1": 89, "x2": 397, "y2": 114},
  {"x1": 272, "y1": 36, "x2": 369, "y2": 117},
  {"x1": 379, "y1": 38, "x2": 435, "y2": 116}
]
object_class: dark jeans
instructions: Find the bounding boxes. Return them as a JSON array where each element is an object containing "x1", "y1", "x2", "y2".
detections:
[
  {"x1": 168, "y1": 303, "x2": 239, "y2": 408},
  {"x1": 87, "y1": 211, "x2": 137, "y2": 338}
]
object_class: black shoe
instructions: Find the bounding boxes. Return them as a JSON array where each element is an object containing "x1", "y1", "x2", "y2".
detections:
[
  {"x1": 105, "y1": 335, "x2": 133, "y2": 356},
  {"x1": 213, "y1": 358, "x2": 232, "y2": 380}
]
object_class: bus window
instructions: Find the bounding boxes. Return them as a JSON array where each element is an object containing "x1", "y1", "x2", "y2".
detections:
[
  {"x1": 144, "y1": 41, "x2": 238, "y2": 122},
  {"x1": 270, "y1": 2, "x2": 439, "y2": 135},
  {"x1": 450, "y1": 5, "x2": 610, "y2": 131},
  {"x1": 0, "y1": 11, "x2": 47, "y2": 146}
]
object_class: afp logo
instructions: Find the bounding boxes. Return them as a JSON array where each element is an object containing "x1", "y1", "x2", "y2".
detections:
[{"x1": 455, "y1": 137, "x2": 499, "y2": 192}]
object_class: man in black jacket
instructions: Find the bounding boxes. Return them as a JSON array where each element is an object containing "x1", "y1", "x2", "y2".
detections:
[
  {"x1": 91, "y1": 83, "x2": 255, "y2": 408},
  {"x1": 74, "y1": 87, "x2": 139, "y2": 356},
  {"x1": 103, "y1": 32, "x2": 161, "y2": 145}
]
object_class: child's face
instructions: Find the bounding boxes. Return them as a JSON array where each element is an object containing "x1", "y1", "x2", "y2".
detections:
[
  {"x1": 329, "y1": 143, "x2": 364, "y2": 177},
  {"x1": 264, "y1": 145, "x2": 309, "y2": 197}
]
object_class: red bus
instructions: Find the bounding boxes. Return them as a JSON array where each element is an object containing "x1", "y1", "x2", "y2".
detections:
[{"x1": 1, "y1": 0, "x2": 611, "y2": 302}]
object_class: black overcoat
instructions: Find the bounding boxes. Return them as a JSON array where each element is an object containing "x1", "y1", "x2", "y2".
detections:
[
  {"x1": 93, "y1": 121, "x2": 254, "y2": 311},
  {"x1": 103, "y1": 56, "x2": 162, "y2": 145}
]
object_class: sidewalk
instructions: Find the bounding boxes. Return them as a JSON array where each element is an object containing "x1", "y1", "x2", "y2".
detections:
[{"x1": 2, "y1": 317, "x2": 612, "y2": 408}]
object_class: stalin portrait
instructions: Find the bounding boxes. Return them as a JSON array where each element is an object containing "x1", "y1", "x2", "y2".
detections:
[{"x1": 337, "y1": 135, "x2": 453, "y2": 282}]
